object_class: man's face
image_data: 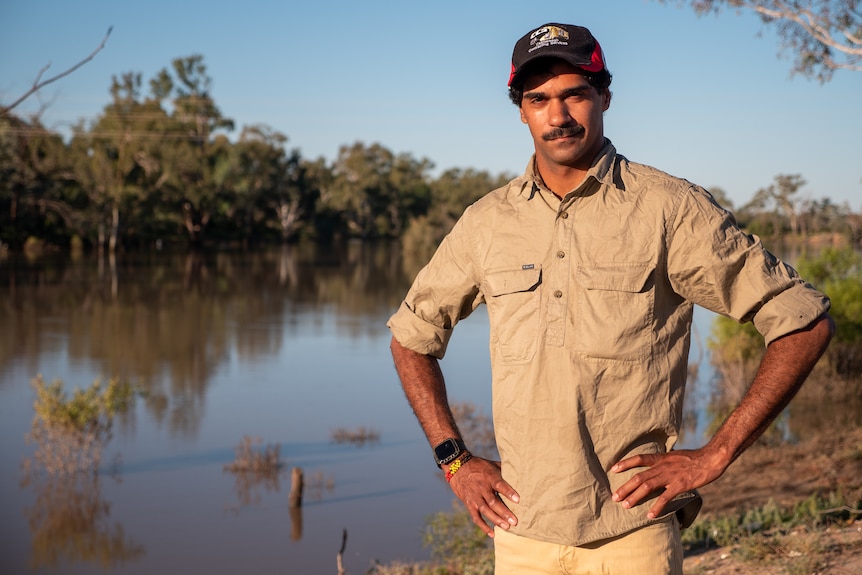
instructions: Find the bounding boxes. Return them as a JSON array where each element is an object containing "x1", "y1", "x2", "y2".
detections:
[{"x1": 519, "y1": 61, "x2": 611, "y2": 175}]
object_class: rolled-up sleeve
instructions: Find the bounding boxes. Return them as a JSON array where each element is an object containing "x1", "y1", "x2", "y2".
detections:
[
  {"x1": 667, "y1": 187, "x2": 830, "y2": 345},
  {"x1": 387, "y1": 214, "x2": 484, "y2": 358}
]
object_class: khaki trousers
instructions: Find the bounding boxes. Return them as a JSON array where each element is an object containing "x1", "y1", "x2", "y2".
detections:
[{"x1": 494, "y1": 517, "x2": 683, "y2": 575}]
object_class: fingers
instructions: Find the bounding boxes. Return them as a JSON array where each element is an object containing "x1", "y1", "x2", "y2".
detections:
[
  {"x1": 610, "y1": 453, "x2": 652, "y2": 473},
  {"x1": 612, "y1": 467, "x2": 664, "y2": 514},
  {"x1": 473, "y1": 494, "x2": 515, "y2": 536},
  {"x1": 495, "y1": 478, "x2": 520, "y2": 504},
  {"x1": 466, "y1": 505, "x2": 495, "y2": 537},
  {"x1": 449, "y1": 458, "x2": 519, "y2": 537},
  {"x1": 648, "y1": 491, "x2": 676, "y2": 519},
  {"x1": 611, "y1": 449, "x2": 723, "y2": 519},
  {"x1": 467, "y1": 485, "x2": 519, "y2": 534}
]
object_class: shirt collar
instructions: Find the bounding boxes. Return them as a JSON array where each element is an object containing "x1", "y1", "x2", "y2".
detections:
[{"x1": 518, "y1": 138, "x2": 619, "y2": 199}]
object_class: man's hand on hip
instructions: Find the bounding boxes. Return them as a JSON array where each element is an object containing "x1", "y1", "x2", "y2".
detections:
[
  {"x1": 612, "y1": 314, "x2": 835, "y2": 520},
  {"x1": 610, "y1": 448, "x2": 725, "y2": 519},
  {"x1": 448, "y1": 457, "x2": 520, "y2": 538}
]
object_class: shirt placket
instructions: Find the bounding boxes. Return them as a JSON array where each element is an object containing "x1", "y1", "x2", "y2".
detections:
[{"x1": 545, "y1": 198, "x2": 575, "y2": 347}]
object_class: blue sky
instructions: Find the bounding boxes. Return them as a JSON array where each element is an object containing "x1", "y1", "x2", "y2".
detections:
[{"x1": 2, "y1": 0, "x2": 861, "y2": 209}]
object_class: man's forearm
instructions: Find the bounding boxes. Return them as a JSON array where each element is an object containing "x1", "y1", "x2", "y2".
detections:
[
  {"x1": 390, "y1": 336, "x2": 461, "y2": 447},
  {"x1": 390, "y1": 336, "x2": 521, "y2": 536}
]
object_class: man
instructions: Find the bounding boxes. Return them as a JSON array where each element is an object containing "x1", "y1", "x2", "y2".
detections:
[{"x1": 388, "y1": 22, "x2": 834, "y2": 574}]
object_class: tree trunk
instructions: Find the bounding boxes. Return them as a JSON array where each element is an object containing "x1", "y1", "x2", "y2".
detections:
[{"x1": 108, "y1": 203, "x2": 119, "y2": 253}]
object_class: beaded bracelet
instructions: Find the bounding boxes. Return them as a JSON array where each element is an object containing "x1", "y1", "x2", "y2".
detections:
[{"x1": 445, "y1": 452, "x2": 473, "y2": 483}]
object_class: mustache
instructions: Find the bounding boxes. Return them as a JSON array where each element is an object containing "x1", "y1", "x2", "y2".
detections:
[{"x1": 542, "y1": 125, "x2": 584, "y2": 141}]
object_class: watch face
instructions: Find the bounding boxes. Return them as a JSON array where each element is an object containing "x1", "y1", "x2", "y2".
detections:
[{"x1": 434, "y1": 439, "x2": 463, "y2": 466}]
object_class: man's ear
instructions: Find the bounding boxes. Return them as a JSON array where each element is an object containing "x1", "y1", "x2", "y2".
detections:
[
  {"x1": 519, "y1": 106, "x2": 528, "y2": 124},
  {"x1": 602, "y1": 89, "x2": 612, "y2": 112}
]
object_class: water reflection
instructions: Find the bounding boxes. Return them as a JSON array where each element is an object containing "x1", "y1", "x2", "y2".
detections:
[
  {"x1": 22, "y1": 472, "x2": 145, "y2": 570},
  {"x1": 1, "y1": 244, "x2": 414, "y2": 439},
  {"x1": 5, "y1": 244, "x2": 854, "y2": 450}
]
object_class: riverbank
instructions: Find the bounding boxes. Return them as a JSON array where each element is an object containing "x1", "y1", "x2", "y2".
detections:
[{"x1": 682, "y1": 425, "x2": 862, "y2": 574}]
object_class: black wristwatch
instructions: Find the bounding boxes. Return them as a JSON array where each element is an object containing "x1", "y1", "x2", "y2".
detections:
[{"x1": 433, "y1": 438, "x2": 467, "y2": 468}]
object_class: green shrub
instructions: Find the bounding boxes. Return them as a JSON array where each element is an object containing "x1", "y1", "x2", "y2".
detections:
[
  {"x1": 796, "y1": 247, "x2": 862, "y2": 373},
  {"x1": 26, "y1": 376, "x2": 137, "y2": 477},
  {"x1": 32, "y1": 376, "x2": 136, "y2": 434}
]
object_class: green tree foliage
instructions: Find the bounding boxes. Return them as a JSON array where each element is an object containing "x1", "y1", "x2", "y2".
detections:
[
  {"x1": 706, "y1": 315, "x2": 765, "y2": 432},
  {"x1": 705, "y1": 246, "x2": 862, "y2": 432},
  {"x1": 708, "y1": 246, "x2": 862, "y2": 386},
  {"x1": 70, "y1": 72, "x2": 171, "y2": 251},
  {"x1": 708, "y1": 315, "x2": 764, "y2": 365},
  {"x1": 216, "y1": 125, "x2": 310, "y2": 242},
  {"x1": 2, "y1": 52, "x2": 511, "y2": 252},
  {"x1": 157, "y1": 55, "x2": 235, "y2": 246},
  {"x1": 25, "y1": 376, "x2": 137, "y2": 478},
  {"x1": 0, "y1": 116, "x2": 77, "y2": 248},
  {"x1": 422, "y1": 501, "x2": 493, "y2": 574},
  {"x1": 796, "y1": 246, "x2": 862, "y2": 373},
  {"x1": 32, "y1": 376, "x2": 136, "y2": 435},
  {"x1": 660, "y1": 1, "x2": 862, "y2": 82},
  {"x1": 400, "y1": 168, "x2": 512, "y2": 272},
  {"x1": 3, "y1": 52, "x2": 858, "y2": 254},
  {"x1": 323, "y1": 142, "x2": 433, "y2": 239}
]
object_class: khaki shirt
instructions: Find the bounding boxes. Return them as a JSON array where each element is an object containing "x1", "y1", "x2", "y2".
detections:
[{"x1": 387, "y1": 141, "x2": 830, "y2": 546}]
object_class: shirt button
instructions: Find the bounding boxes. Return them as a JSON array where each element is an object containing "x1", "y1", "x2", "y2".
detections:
[
  {"x1": 554, "y1": 290, "x2": 563, "y2": 298},
  {"x1": 560, "y1": 212, "x2": 569, "y2": 219},
  {"x1": 557, "y1": 251, "x2": 565, "y2": 259}
]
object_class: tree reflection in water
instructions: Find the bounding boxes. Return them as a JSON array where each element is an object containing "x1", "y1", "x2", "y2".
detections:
[{"x1": 21, "y1": 377, "x2": 144, "y2": 569}]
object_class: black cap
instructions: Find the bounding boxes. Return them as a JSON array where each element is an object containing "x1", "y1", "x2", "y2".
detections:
[{"x1": 509, "y1": 23, "x2": 606, "y2": 87}]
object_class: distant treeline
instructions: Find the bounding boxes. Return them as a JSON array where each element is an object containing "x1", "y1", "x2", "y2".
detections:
[{"x1": 2, "y1": 55, "x2": 860, "y2": 254}]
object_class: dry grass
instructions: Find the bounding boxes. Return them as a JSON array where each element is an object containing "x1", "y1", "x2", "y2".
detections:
[
  {"x1": 223, "y1": 435, "x2": 283, "y2": 473},
  {"x1": 223, "y1": 436, "x2": 285, "y2": 510}
]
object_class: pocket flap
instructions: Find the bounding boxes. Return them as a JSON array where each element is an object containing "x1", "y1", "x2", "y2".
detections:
[
  {"x1": 485, "y1": 265, "x2": 542, "y2": 297},
  {"x1": 578, "y1": 263, "x2": 653, "y2": 293}
]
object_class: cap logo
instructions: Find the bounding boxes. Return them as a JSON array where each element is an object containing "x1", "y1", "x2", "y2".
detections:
[{"x1": 528, "y1": 25, "x2": 569, "y2": 53}]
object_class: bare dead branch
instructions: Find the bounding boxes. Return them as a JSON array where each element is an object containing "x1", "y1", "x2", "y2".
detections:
[
  {"x1": 1, "y1": 26, "x2": 113, "y2": 117},
  {"x1": 336, "y1": 528, "x2": 348, "y2": 575}
]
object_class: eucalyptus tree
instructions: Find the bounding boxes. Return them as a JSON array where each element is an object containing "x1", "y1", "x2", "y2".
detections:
[
  {"x1": 659, "y1": 0, "x2": 862, "y2": 82},
  {"x1": 324, "y1": 142, "x2": 432, "y2": 238},
  {"x1": 764, "y1": 173, "x2": 806, "y2": 235},
  {"x1": 219, "y1": 125, "x2": 313, "y2": 243},
  {"x1": 153, "y1": 55, "x2": 234, "y2": 246},
  {"x1": 70, "y1": 72, "x2": 167, "y2": 252},
  {"x1": 429, "y1": 167, "x2": 513, "y2": 227},
  {"x1": 400, "y1": 167, "x2": 511, "y2": 270},
  {"x1": 798, "y1": 196, "x2": 857, "y2": 237}
]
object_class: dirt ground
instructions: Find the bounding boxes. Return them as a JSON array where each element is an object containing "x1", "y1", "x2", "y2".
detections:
[{"x1": 681, "y1": 426, "x2": 862, "y2": 574}]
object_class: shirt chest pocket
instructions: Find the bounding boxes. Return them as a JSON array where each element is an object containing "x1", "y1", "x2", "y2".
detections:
[
  {"x1": 575, "y1": 263, "x2": 655, "y2": 362},
  {"x1": 485, "y1": 265, "x2": 542, "y2": 364}
]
